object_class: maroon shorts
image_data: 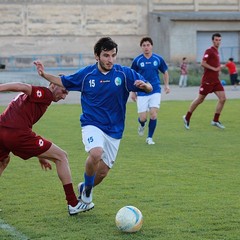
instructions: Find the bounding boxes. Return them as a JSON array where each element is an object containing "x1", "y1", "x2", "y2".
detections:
[
  {"x1": 199, "y1": 81, "x2": 224, "y2": 96},
  {"x1": 0, "y1": 126, "x2": 52, "y2": 162}
]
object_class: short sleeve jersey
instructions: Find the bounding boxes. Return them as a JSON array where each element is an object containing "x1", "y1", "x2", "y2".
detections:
[
  {"x1": 202, "y1": 46, "x2": 220, "y2": 84},
  {"x1": 0, "y1": 86, "x2": 53, "y2": 129},
  {"x1": 131, "y1": 53, "x2": 168, "y2": 96},
  {"x1": 61, "y1": 63, "x2": 146, "y2": 139},
  {"x1": 225, "y1": 61, "x2": 237, "y2": 75}
]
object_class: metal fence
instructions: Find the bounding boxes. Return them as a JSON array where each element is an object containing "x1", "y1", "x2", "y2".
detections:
[{"x1": 0, "y1": 53, "x2": 133, "y2": 72}]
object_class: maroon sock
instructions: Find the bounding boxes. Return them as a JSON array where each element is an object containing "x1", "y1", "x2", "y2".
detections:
[
  {"x1": 63, "y1": 183, "x2": 78, "y2": 207},
  {"x1": 213, "y1": 113, "x2": 220, "y2": 122},
  {"x1": 185, "y1": 111, "x2": 192, "y2": 122}
]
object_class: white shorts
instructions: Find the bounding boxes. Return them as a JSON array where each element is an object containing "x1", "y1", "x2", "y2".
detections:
[
  {"x1": 137, "y1": 93, "x2": 161, "y2": 113},
  {"x1": 82, "y1": 125, "x2": 120, "y2": 168}
]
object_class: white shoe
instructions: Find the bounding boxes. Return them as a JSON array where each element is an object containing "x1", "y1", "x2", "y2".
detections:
[
  {"x1": 68, "y1": 200, "x2": 94, "y2": 215},
  {"x1": 183, "y1": 115, "x2": 190, "y2": 130},
  {"x1": 138, "y1": 125, "x2": 145, "y2": 136},
  {"x1": 211, "y1": 121, "x2": 225, "y2": 129},
  {"x1": 146, "y1": 137, "x2": 155, "y2": 145},
  {"x1": 81, "y1": 185, "x2": 93, "y2": 204}
]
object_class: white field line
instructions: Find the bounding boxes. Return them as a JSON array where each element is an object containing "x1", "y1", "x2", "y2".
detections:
[{"x1": 0, "y1": 218, "x2": 29, "y2": 240}]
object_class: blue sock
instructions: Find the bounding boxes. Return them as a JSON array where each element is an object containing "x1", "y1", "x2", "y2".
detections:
[
  {"x1": 138, "y1": 117, "x2": 146, "y2": 127},
  {"x1": 148, "y1": 119, "x2": 157, "y2": 138},
  {"x1": 84, "y1": 173, "x2": 95, "y2": 187}
]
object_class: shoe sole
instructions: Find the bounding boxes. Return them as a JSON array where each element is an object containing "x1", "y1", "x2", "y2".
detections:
[{"x1": 211, "y1": 123, "x2": 225, "y2": 129}]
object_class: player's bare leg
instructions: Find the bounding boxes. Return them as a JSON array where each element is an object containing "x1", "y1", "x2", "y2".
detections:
[
  {"x1": 38, "y1": 143, "x2": 72, "y2": 184},
  {"x1": 0, "y1": 156, "x2": 10, "y2": 176},
  {"x1": 94, "y1": 160, "x2": 110, "y2": 186},
  {"x1": 138, "y1": 112, "x2": 147, "y2": 136},
  {"x1": 183, "y1": 94, "x2": 206, "y2": 129},
  {"x1": 188, "y1": 94, "x2": 206, "y2": 113},
  {"x1": 214, "y1": 91, "x2": 226, "y2": 114},
  {"x1": 80, "y1": 147, "x2": 103, "y2": 204},
  {"x1": 211, "y1": 91, "x2": 226, "y2": 129},
  {"x1": 38, "y1": 143, "x2": 84, "y2": 215}
]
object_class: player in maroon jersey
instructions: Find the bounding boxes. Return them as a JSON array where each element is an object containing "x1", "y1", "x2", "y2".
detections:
[
  {"x1": 183, "y1": 33, "x2": 226, "y2": 130},
  {"x1": 0, "y1": 82, "x2": 89, "y2": 215}
]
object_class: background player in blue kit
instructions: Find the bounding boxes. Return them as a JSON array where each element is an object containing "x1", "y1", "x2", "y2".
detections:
[
  {"x1": 130, "y1": 37, "x2": 170, "y2": 145},
  {"x1": 34, "y1": 37, "x2": 152, "y2": 212}
]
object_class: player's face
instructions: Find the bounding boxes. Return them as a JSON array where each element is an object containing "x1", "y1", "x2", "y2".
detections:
[
  {"x1": 212, "y1": 36, "x2": 221, "y2": 49},
  {"x1": 96, "y1": 48, "x2": 117, "y2": 72},
  {"x1": 52, "y1": 86, "x2": 68, "y2": 102},
  {"x1": 141, "y1": 41, "x2": 153, "y2": 55}
]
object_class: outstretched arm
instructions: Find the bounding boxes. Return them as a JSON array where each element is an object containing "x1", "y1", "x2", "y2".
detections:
[
  {"x1": 34, "y1": 60, "x2": 63, "y2": 87},
  {"x1": 38, "y1": 158, "x2": 52, "y2": 171},
  {"x1": 0, "y1": 82, "x2": 32, "y2": 95}
]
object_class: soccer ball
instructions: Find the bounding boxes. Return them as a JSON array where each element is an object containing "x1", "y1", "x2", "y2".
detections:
[
  {"x1": 115, "y1": 206, "x2": 143, "y2": 233},
  {"x1": 221, "y1": 80, "x2": 226, "y2": 86}
]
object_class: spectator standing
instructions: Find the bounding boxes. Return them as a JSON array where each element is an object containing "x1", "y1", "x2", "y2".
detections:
[{"x1": 179, "y1": 57, "x2": 188, "y2": 87}]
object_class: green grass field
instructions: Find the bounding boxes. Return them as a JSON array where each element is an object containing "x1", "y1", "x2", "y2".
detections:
[{"x1": 0, "y1": 99, "x2": 239, "y2": 240}]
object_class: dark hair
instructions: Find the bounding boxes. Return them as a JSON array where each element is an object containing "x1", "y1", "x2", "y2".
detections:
[
  {"x1": 140, "y1": 37, "x2": 153, "y2": 46},
  {"x1": 183, "y1": 57, "x2": 187, "y2": 60},
  {"x1": 94, "y1": 37, "x2": 118, "y2": 57},
  {"x1": 212, "y1": 33, "x2": 221, "y2": 40},
  {"x1": 229, "y1": 57, "x2": 234, "y2": 61}
]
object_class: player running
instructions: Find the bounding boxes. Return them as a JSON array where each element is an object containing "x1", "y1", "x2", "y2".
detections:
[
  {"x1": 0, "y1": 82, "x2": 85, "y2": 215},
  {"x1": 34, "y1": 37, "x2": 152, "y2": 212},
  {"x1": 130, "y1": 37, "x2": 170, "y2": 145},
  {"x1": 183, "y1": 32, "x2": 226, "y2": 130}
]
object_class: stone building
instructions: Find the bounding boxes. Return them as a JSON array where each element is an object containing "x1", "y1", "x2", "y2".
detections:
[{"x1": 0, "y1": 0, "x2": 239, "y2": 69}]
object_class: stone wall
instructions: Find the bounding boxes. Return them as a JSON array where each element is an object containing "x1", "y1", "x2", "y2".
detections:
[
  {"x1": 0, "y1": 0, "x2": 147, "y2": 60},
  {"x1": 0, "y1": 0, "x2": 239, "y2": 68}
]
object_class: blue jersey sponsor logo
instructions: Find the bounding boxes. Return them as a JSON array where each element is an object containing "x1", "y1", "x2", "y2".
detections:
[
  {"x1": 115, "y1": 77, "x2": 122, "y2": 86},
  {"x1": 100, "y1": 79, "x2": 110, "y2": 83}
]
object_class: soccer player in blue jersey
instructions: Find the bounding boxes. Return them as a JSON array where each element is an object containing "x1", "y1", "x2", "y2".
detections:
[
  {"x1": 34, "y1": 37, "x2": 152, "y2": 213},
  {"x1": 130, "y1": 37, "x2": 170, "y2": 145}
]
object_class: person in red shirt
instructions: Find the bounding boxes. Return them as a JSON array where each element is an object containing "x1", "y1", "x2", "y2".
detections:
[
  {"x1": 0, "y1": 82, "x2": 89, "y2": 215},
  {"x1": 225, "y1": 57, "x2": 239, "y2": 89},
  {"x1": 183, "y1": 33, "x2": 226, "y2": 130}
]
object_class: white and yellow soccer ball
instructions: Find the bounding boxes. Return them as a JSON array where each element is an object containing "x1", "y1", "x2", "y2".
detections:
[{"x1": 115, "y1": 206, "x2": 143, "y2": 233}]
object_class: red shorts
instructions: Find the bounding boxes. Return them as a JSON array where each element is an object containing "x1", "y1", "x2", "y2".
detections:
[
  {"x1": 199, "y1": 81, "x2": 224, "y2": 96},
  {"x1": 0, "y1": 126, "x2": 52, "y2": 162}
]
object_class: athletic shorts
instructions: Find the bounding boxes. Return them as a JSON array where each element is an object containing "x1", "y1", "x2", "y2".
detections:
[
  {"x1": 0, "y1": 126, "x2": 52, "y2": 162},
  {"x1": 81, "y1": 125, "x2": 120, "y2": 168},
  {"x1": 137, "y1": 93, "x2": 161, "y2": 113},
  {"x1": 199, "y1": 82, "x2": 224, "y2": 96}
]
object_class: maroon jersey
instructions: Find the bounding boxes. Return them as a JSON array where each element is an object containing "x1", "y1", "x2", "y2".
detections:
[
  {"x1": 0, "y1": 86, "x2": 53, "y2": 129},
  {"x1": 201, "y1": 46, "x2": 220, "y2": 84}
]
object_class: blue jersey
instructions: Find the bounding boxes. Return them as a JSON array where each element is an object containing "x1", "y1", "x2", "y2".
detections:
[
  {"x1": 61, "y1": 63, "x2": 146, "y2": 139},
  {"x1": 131, "y1": 53, "x2": 168, "y2": 96}
]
